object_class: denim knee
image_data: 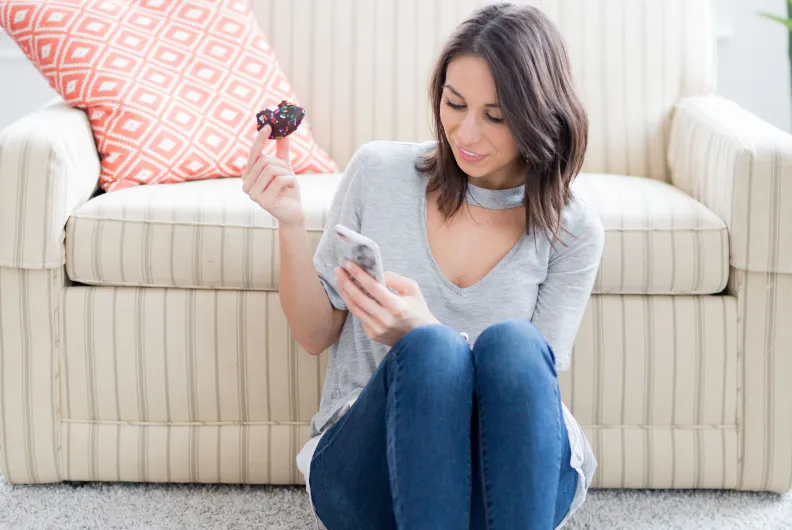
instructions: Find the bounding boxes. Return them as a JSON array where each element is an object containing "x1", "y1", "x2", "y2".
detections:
[
  {"x1": 472, "y1": 319, "x2": 556, "y2": 378},
  {"x1": 388, "y1": 323, "x2": 473, "y2": 388}
]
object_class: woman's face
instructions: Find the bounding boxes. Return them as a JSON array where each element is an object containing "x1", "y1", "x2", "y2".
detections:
[{"x1": 439, "y1": 54, "x2": 524, "y2": 188}]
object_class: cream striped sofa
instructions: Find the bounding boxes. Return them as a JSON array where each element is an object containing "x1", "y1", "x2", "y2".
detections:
[{"x1": 1, "y1": 0, "x2": 790, "y2": 495}]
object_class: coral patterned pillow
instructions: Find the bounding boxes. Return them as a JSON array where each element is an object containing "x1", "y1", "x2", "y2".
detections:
[{"x1": 0, "y1": 0, "x2": 338, "y2": 191}]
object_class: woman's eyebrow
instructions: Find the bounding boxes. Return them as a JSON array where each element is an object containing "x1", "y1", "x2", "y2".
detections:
[{"x1": 442, "y1": 84, "x2": 500, "y2": 108}]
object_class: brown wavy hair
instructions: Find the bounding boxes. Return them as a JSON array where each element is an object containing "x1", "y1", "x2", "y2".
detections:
[{"x1": 416, "y1": 3, "x2": 588, "y2": 246}]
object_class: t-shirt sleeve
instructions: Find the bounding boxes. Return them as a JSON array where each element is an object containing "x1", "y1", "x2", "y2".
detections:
[
  {"x1": 531, "y1": 199, "x2": 605, "y2": 371},
  {"x1": 313, "y1": 144, "x2": 372, "y2": 311}
]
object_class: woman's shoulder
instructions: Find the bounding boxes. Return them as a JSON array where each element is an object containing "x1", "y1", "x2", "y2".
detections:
[
  {"x1": 340, "y1": 141, "x2": 435, "y2": 211},
  {"x1": 563, "y1": 191, "x2": 603, "y2": 233},
  {"x1": 553, "y1": 190, "x2": 605, "y2": 256}
]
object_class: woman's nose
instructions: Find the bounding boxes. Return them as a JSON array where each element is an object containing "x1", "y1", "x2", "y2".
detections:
[{"x1": 457, "y1": 113, "x2": 482, "y2": 144}]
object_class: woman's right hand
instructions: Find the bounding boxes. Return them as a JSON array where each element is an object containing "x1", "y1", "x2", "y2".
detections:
[{"x1": 242, "y1": 124, "x2": 305, "y2": 226}]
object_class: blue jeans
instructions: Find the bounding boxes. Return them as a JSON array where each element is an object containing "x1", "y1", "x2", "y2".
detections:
[{"x1": 309, "y1": 320, "x2": 578, "y2": 530}]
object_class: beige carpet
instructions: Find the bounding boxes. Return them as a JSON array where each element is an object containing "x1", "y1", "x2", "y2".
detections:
[{"x1": 1, "y1": 474, "x2": 790, "y2": 529}]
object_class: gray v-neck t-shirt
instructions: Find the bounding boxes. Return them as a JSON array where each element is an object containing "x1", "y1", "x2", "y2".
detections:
[
  {"x1": 309, "y1": 139, "x2": 604, "y2": 437},
  {"x1": 299, "y1": 140, "x2": 604, "y2": 529}
]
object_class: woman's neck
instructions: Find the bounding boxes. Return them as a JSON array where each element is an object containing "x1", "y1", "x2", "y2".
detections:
[{"x1": 468, "y1": 158, "x2": 526, "y2": 190}]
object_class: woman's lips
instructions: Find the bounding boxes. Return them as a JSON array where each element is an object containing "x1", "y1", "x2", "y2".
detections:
[{"x1": 456, "y1": 144, "x2": 487, "y2": 163}]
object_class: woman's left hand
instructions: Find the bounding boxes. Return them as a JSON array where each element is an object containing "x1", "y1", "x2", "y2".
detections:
[{"x1": 335, "y1": 260, "x2": 440, "y2": 346}]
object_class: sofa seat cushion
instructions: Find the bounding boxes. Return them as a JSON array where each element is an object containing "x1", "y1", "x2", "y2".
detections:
[
  {"x1": 66, "y1": 174, "x2": 338, "y2": 291},
  {"x1": 574, "y1": 173, "x2": 728, "y2": 295},
  {"x1": 65, "y1": 172, "x2": 728, "y2": 295}
]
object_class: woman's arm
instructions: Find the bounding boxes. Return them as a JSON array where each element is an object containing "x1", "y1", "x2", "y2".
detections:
[
  {"x1": 279, "y1": 222, "x2": 348, "y2": 355},
  {"x1": 531, "y1": 199, "x2": 605, "y2": 371},
  {"x1": 242, "y1": 125, "x2": 352, "y2": 356},
  {"x1": 282, "y1": 144, "x2": 373, "y2": 354}
]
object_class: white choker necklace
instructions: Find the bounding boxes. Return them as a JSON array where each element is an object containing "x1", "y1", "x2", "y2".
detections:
[{"x1": 465, "y1": 181, "x2": 525, "y2": 210}]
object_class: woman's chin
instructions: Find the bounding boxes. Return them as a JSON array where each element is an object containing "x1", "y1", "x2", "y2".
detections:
[{"x1": 453, "y1": 156, "x2": 490, "y2": 177}]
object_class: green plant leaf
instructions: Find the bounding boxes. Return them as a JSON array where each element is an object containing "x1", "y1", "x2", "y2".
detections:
[{"x1": 760, "y1": 12, "x2": 792, "y2": 31}]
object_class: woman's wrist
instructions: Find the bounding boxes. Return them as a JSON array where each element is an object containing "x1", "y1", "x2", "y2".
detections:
[{"x1": 278, "y1": 219, "x2": 307, "y2": 237}]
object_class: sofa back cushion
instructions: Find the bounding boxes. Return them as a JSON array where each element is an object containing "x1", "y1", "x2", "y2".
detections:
[{"x1": 253, "y1": 0, "x2": 714, "y2": 180}]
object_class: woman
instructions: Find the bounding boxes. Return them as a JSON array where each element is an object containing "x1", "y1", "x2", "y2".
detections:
[{"x1": 242, "y1": 3, "x2": 603, "y2": 529}]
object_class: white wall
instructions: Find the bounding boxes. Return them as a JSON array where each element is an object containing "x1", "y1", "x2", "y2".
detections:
[
  {"x1": 1, "y1": 1, "x2": 791, "y2": 132},
  {"x1": 715, "y1": 0, "x2": 791, "y2": 131},
  {"x1": 0, "y1": 30, "x2": 60, "y2": 129}
]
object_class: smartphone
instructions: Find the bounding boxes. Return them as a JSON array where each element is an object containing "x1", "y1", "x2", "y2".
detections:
[{"x1": 333, "y1": 224, "x2": 386, "y2": 288}]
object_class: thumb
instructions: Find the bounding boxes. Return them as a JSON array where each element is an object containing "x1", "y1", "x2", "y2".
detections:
[
  {"x1": 275, "y1": 135, "x2": 291, "y2": 166},
  {"x1": 385, "y1": 271, "x2": 418, "y2": 295}
]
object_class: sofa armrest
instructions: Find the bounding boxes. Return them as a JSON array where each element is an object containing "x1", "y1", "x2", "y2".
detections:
[
  {"x1": 672, "y1": 96, "x2": 792, "y2": 493},
  {"x1": 0, "y1": 102, "x2": 100, "y2": 269},
  {"x1": 668, "y1": 95, "x2": 792, "y2": 274}
]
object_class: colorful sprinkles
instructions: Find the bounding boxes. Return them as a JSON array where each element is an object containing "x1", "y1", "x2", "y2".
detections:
[{"x1": 256, "y1": 100, "x2": 306, "y2": 139}]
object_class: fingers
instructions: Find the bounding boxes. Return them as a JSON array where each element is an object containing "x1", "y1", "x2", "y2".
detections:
[
  {"x1": 341, "y1": 286, "x2": 373, "y2": 323},
  {"x1": 275, "y1": 134, "x2": 291, "y2": 165},
  {"x1": 343, "y1": 261, "x2": 402, "y2": 313},
  {"x1": 384, "y1": 271, "x2": 418, "y2": 295},
  {"x1": 336, "y1": 269, "x2": 376, "y2": 324},
  {"x1": 248, "y1": 164, "x2": 294, "y2": 200},
  {"x1": 246, "y1": 124, "x2": 272, "y2": 171},
  {"x1": 344, "y1": 261, "x2": 388, "y2": 296},
  {"x1": 245, "y1": 125, "x2": 292, "y2": 179},
  {"x1": 242, "y1": 154, "x2": 268, "y2": 194},
  {"x1": 335, "y1": 267, "x2": 392, "y2": 324},
  {"x1": 243, "y1": 152, "x2": 290, "y2": 183},
  {"x1": 344, "y1": 296, "x2": 379, "y2": 341},
  {"x1": 260, "y1": 173, "x2": 297, "y2": 205},
  {"x1": 257, "y1": 153, "x2": 291, "y2": 170}
]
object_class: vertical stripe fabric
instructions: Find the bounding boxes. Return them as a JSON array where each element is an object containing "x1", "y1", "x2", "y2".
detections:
[
  {"x1": 3, "y1": 198, "x2": 792, "y2": 490},
  {"x1": 64, "y1": 175, "x2": 336, "y2": 292},
  {"x1": 669, "y1": 96, "x2": 792, "y2": 492},
  {"x1": 0, "y1": 102, "x2": 100, "y2": 270},
  {"x1": 557, "y1": 294, "x2": 740, "y2": 489},
  {"x1": 669, "y1": 95, "x2": 792, "y2": 274},
  {"x1": 0, "y1": 267, "x2": 62, "y2": 483},
  {"x1": 254, "y1": 0, "x2": 714, "y2": 177},
  {"x1": 727, "y1": 269, "x2": 792, "y2": 493},
  {"x1": 61, "y1": 287, "x2": 325, "y2": 426},
  {"x1": 572, "y1": 173, "x2": 728, "y2": 295},
  {"x1": 558, "y1": 295, "x2": 737, "y2": 430},
  {"x1": 59, "y1": 285, "x2": 323, "y2": 486},
  {"x1": 63, "y1": 171, "x2": 728, "y2": 295},
  {"x1": 62, "y1": 423, "x2": 312, "y2": 485},
  {"x1": 25, "y1": 285, "x2": 754, "y2": 489}
]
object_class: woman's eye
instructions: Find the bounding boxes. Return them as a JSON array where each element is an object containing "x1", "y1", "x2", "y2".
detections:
[{"x1": 445, "y1": 99, "x2": 504, "y2": 123}]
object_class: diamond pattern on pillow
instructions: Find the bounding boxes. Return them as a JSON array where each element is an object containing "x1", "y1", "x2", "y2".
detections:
[{"x1": 0, "y1": 0, "x2": 338, "y2": 191}]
